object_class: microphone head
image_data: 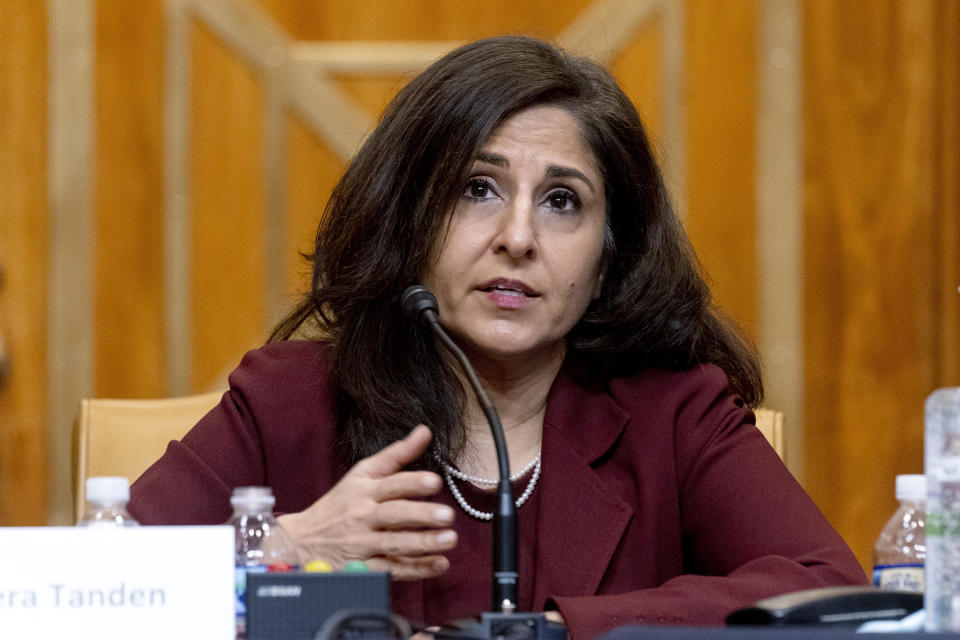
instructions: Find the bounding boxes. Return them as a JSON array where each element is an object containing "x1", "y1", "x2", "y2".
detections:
[{"x1": 401, "y1": 285, "x2": 439, "y2": 324}]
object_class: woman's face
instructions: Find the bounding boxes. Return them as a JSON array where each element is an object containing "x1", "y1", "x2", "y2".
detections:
[{"x1": 423, "y1": 104, "x2": 607, "y2": 366}]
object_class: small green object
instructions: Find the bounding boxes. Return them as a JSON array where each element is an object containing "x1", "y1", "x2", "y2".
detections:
[{"x1": 344, "y1": 561, "x2": 369, "y2": 572}]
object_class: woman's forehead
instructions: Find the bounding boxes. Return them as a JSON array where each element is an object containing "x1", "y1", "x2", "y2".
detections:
[{"x1": 470, "y1": 106, "x2": 601, "y2": 178}]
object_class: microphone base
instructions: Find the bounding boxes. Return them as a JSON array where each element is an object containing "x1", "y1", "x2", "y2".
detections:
[{"x1": 434, "y1": 612, "x2": 567, "y2": 640}]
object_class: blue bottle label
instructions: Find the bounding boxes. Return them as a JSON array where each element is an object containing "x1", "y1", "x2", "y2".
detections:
[{"x1": 873, "y1": 563, "x2": 924, "y2": 592}]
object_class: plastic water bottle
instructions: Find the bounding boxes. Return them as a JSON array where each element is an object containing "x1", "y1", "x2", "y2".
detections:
[
  {"x1": 76, "y1": 476, "x2": 139, "y2": 527},
  {"x1": 228, "y1": 486, "x2": 296, "y2": 638},
  {"x1": 925, "y1": 387, "x2": 960, "y2": 631},
  {"x1": 872, "y1": 474, "x2": 925, "y2": 591}
]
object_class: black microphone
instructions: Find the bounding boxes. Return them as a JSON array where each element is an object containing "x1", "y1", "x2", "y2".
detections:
[
  {"x1": 402, "y1": 285, "x2": 565, "y2": 640},
  {"x1": 402, "y1": 285, "x2": 518, "y2": 614},
  {"x1": 401, "y1": 285, "x2": 441, "y2": 324}
]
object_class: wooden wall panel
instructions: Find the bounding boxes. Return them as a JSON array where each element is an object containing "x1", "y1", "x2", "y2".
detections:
[
  {"x1": 804, "y1": 0, "x2": 944, "y2": 569},
  {"x1": 610, "y1": 20, "x2": 663, "y2": 154},
  {"x1": 94, "y1": 0, "x2": 166, "y2": 398},
  {"x1": 284, "y1": 115, "x2": 343, "y2": 303},
  {"x1": 257, "y1": 0, "x2": 585, "y2": 41},
  {"x1": 935, "y1": 2, "x2": 960, "y2": 387},
  {"x1": 684, "y1": 0, "x2": 759, "y2": 339},
  {"x1": 334, "y1": 74, "x2": 409, "y2": 123},
  {"x1": 0, "y1": 0, "x2": 49, "y2": 525},
  {"x1": 189, "y1": 19, "x2": 267, "y2": 392}
]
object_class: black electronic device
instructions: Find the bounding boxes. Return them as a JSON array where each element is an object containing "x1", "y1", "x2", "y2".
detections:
[
  {"x1": 245, "y1": 571, "x2": 391, "y2": 640},
  {"x1": 434, "y1": 612, "x2": 567, "y2": 640},
  {"x1": 725, "y1": 585, "x2": 923, "y2": 627}
]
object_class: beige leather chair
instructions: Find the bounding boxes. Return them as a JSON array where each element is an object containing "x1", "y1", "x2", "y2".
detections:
[
  {"x1": 72, "y1": 390, "x2": 224, "y2": 522},
  {"x1": 754, "y1": 407, "x2": 785, "y2": 459}
]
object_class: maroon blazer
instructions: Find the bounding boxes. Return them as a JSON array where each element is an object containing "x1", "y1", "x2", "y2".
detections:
[{"x1": 129, "y1": 341, "x2": 866, "y2": 638}]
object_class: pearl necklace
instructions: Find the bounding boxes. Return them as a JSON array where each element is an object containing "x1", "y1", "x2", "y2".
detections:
[
  {"x1": 439, "y1": 453, "x2": 542, "y2": 521},
  {"x1": 444, "y1": 453, "x2": 541, "y2": 486}
]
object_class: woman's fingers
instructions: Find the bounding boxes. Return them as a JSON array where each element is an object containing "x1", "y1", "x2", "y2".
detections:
[
  {"x1": 373, "y1": 499, "x2": 454, "y2": 530},
  {"x1": 366, "y1": 554, "x2": 452, "y2": 581},
  {"x1": 277, "y1": 426, "x2": 455, "y2": 573},
  {"x1": 372, "y1": 470, "x2": 443, "y2": 502},
  {"x1": 379, "y1": 529, "x2": 458, "y2": 558},
  {"x1": 344, "y1": 528, "x2": 457, "y2": 561},
  {"x1": 355, "y1": 424, "x2": 433, "y2": 478}
]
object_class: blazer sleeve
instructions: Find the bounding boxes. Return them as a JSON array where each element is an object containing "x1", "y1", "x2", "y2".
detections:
[
  {"x1": 550, "y1": 365, "x2": 868, "y2": 637},
  {"x1": 129, "y1": 341, "x2": 340, "y2": 525}
]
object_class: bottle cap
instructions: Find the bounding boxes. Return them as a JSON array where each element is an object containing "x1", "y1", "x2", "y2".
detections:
[
  {"x1": 230, "y1": 486, "x2": 276, "y2": 507},
  {"x1": 86, "y1": 476, "x2": 130, "y2": 503},
  {"x1": 895, "y1": 474, "x2": 926, "y2": 501}
]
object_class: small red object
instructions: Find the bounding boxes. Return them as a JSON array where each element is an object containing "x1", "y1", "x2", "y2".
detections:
[{"x1": 267, "y1": 562, "x2": 294, "y2": 572}]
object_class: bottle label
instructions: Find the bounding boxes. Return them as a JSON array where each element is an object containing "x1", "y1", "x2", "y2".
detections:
[{"x1": 873, "y1": 563, "x2": 924, "y2": 592}]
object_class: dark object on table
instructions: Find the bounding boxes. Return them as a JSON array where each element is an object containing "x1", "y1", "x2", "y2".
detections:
[
  {"x1": 246, "y1": 571, "x2": 389, "y2": 639},
  {"x1": 434, "y1": 611, "x2": 567, "y2": 639},
  {"x1": 725, "y1": 585, "x2": 922, "y2": 627}
]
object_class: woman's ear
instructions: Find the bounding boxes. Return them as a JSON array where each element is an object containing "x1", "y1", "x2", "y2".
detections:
[
  {"x1": 593, "y1": 219, "x2": 613, "y2": 301},
  {"x1": 592, "y1": 270, "x2": 604, "y2": 300}
]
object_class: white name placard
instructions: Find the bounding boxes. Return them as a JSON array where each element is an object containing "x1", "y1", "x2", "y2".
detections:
[{"x1": 0, "y1": 526, "x2": 234, "y2": 639}]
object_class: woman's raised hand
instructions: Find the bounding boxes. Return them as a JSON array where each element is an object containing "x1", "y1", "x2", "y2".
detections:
[{"x1": 277, "y1": 424, "x2": 457, "y2": 580}]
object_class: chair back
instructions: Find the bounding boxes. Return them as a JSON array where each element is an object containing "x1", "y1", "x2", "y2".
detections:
[
  {"x1": 754, "y1": 407, "x2": 785, "y2": 459},
  {"x1": 72, "y1": 390, "x2": 224, "y2": 522}
]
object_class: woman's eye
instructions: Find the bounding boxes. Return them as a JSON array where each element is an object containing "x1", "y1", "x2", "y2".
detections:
[
  {"x1": 464, "y1": 179, "x2": 493, "y2": 200},
  {"x1": 546, "y1": 189, "x2": 580, "y2": 212}
]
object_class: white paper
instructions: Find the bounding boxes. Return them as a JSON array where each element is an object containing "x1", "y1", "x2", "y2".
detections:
[{"x1": 0, "y1": 526, "x2": 234, "y2": 640}]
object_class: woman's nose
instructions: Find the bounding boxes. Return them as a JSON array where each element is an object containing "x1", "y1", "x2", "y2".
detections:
[{"x1": 493, "y1": 201, "x2": 537, "y2": 259}]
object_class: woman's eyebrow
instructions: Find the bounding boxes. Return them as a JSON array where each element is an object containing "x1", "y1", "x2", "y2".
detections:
[
  {"x1": 475, "y1": 151, "x2": 508, "y2": 167},
  {"x1": 546, "y1": 165, "x2": 596, "y2": 193},
  {"x1": 473, "y1": 153, "x2": 597, "y2": 194}
]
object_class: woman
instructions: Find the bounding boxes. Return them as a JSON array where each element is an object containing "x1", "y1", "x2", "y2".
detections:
[{"x1": 129, "y1": 35, "x2": 866, "y2": 637}]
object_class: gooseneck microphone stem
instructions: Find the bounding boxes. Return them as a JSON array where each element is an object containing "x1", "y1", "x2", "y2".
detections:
[
  {"x1": 425, "y1": 312, "x2": 518, "y2": 614},
  {"x1": 426, "y1": 321, "x2": 512, "y2": 483},
  {"x1": 402, "y1": 286, "x2": 519, "y2": 615}
]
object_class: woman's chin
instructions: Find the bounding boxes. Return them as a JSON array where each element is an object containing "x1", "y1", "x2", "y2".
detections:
[{"x1": 460, "y1": 337, "x2": 565, "y2": 368}]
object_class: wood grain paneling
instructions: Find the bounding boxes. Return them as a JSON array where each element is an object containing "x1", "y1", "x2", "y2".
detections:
[
  {"x1": 684, "y1": 0, "x2": 759, "y2": 339},
  {"x1": 333, "y1": 74, "x2": 410, "y2": 123},
  {"x1": 0, "y1": 0, "x2": 49, "y2": 525},
  {"x1": 94, "y1": 0, "x2": 166, "y2": 398},
  {"x1": 257, "y1": 0, "x2": 584, "y2": 41},
  {"x1": 935, "y1": 2, "x2": 960, "y2": 387},
  {"x1": 610, "y1": 19, "x2": 663, "y2": 153},
  {"x1": 47, "y1": 0, "x2": 96, "y2": 524},
  {"x1": 804, "y1": 0, "x2": 943, "y2": 570},
  {"x1": 189, "y1": 18, "x2": 266, "y2": 392},
  {"x1": 284, "y1": 114, "x2": 344, "y2": 303},
  {"x1": 756, "y1": 0, "x2": 805, "y2": 475}
]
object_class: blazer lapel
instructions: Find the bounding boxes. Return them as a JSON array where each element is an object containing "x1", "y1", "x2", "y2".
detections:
[{"x1": 531, "y1": 367, "x2": 633, "y2": 607}]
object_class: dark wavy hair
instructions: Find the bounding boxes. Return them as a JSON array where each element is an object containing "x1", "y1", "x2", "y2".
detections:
[{"x1": 271, "y1": 35, "x2": 762, "y2": 467}]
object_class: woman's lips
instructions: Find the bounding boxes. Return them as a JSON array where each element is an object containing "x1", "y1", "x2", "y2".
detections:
[
  {"x1": 478, "y1": 279, "x2": 539, "y2": 309},
  {"x1": 486, "y1": 288, "x2": 533, "y2": 309}
]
